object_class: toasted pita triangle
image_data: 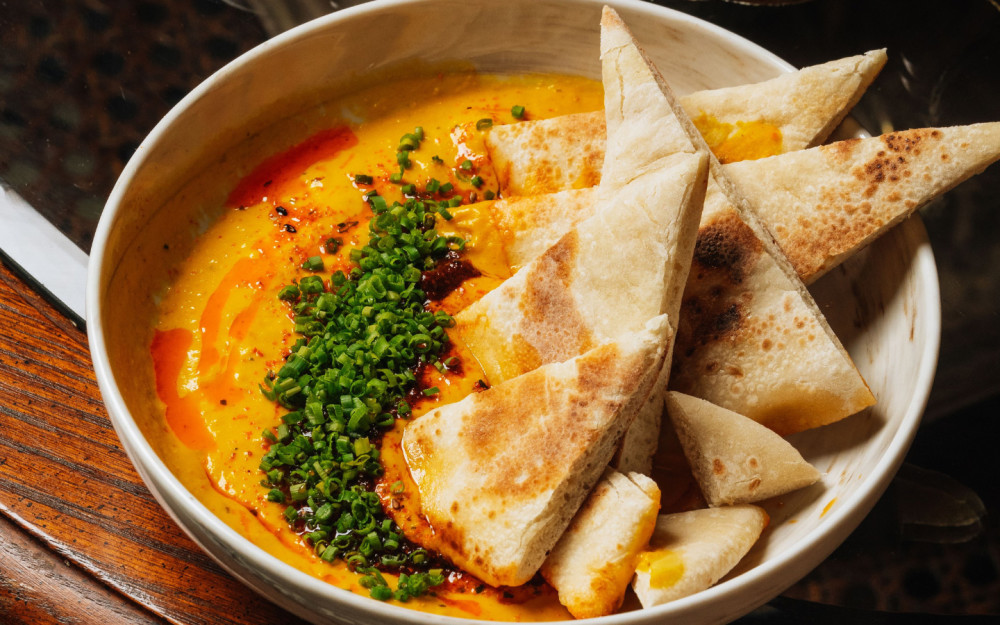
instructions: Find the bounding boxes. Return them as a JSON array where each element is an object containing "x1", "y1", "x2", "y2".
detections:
[
  {"x1": 631, "y1": 505, "x2": 769, "y2": 607},
  {"x1": 669, "y1": 176, "x2": 875, "y2": 434},
  {"x1": 457, "y1": 19, "x2": 709, "y2": 484},
  {"x1": 724, "y1": 122, "x2": 1000, "y2": 282},
  {"x1": 484, "y1": 51, "x2": 886, "y2": 196},
  {"x1": 600, "y1": 7, "x2": 874, "y2": 436},
  {"x1": 401, "y1": 318, "x2": 669, "y2": 587},
  {"x1": 455, "y1": 149, "x2": 707, "y2": 385},
  {"x1": 682, "y1": 49, "x2": 886, "y2": 153},
  {"x1": 541, "y1": 470, "x2": 661, "y2": 619},
  {"x1": 665, "y1": 392, "x2": 821, "y2": 507},
  {"x1": 598, "y1": 8, "x2": 710, "y2": 475}
]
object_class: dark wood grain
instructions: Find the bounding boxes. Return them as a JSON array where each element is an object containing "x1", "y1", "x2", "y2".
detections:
[
  {"x1": 0, "y1": 260, "x2": 310, "y2": 625},
  {"x1": 0, "y1": 513, "x2": 167, "y2": 625}
]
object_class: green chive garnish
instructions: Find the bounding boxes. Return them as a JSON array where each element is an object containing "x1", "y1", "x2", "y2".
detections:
[
  {"x1": 301, "y1": 256, "x2": 324, "y2": 272},
  {"x1": 258, "y1": 157, "x2": 461, "y2": 601}
]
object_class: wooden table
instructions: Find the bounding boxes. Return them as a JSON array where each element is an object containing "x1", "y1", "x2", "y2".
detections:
[{"x1": 0, "y1": 260, "x2": 309, "y2": 625}]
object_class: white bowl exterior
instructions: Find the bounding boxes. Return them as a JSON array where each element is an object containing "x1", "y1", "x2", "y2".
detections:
[{"x1": 87, "y1": 1, "x2": 940, "y2": 624}]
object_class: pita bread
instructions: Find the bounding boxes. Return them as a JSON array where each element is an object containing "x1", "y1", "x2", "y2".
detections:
[
  {"x1": 401, "y1": 317, "x2": 668, "y2": 587},
  {"x1": 669, "y1": 177, "x2": 875, "y2": 435},
  {"x1": 488, "y1": 187, "x2": 600, "y2": 271},
  {"x1": 599, "y1": 6, "x2": 875, "y2": 436},
  {"x1": 612, "y1": 381, "x2": 665, "y2": 475},
  {"x1": 681, "y1": 49, "x2": 886, "y2": 154},
  {"x1": 724, "y1": 122, "x2": 1000, "y2": 282},
  {"x1": 483, "y1": 50, "x2": 886, "y2": 196},
  {"x1": 597, "y1": 14, "x2": 717, "y2": 474},
  {"x1": 632, "y1": 505, "x2": 769, "y2": 608},
  {"x1": 487, "y1": 111, "x2": 606, "y2": 197},
  {"x1": 455, "y1": 150, "x2": 707, "y2": 384},
  {"x1": 541, "y1": 470, "x2": 661, "y2": 619},
  {"x1": 665, "y1": 392, "x2": 821, "y2": 506}
]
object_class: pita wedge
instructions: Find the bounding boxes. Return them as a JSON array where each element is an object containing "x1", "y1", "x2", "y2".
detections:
[
  {"x1": 541, "y1": 470, "x2": 661, "y2": 619},
  {"x1": 401, "y1": 318, "x2": 669, "y2": 588},
  {"x1": 669, "y1": 176, "x2": 875, "y2": 434},
  {"x1": 724, "y1": 122, "x2": 1000, "y2": 282},
  {"x1": 632, "y1": 505, "x2": 769, "y2": 608},
  {"x1": 599, "y1": 6, "x2": 875, "y2": 435},
  {"x1": 665, "y1": 392, "x2": 821, "y2": 507},
  {"x1": 454, "y1": 152, "x2": 707, "y2": 385},
  {"x1": 483, "y1": 50, "x2": 886, "y2": 196}
]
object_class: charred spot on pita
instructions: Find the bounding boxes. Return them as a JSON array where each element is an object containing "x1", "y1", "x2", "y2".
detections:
[{"x1": 693, "y1": 213, "x2": 762, "y2": 286}]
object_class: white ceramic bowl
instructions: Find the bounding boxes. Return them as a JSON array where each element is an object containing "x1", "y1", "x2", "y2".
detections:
[{"x1": 87, "y1": 1, "x2": 941, "y2": 624}]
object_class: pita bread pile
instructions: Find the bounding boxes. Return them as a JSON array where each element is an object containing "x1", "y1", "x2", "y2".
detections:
[
  {"x1": 402, "y1": 317, "x2": 670, "y2": 587},
  {"x1": 399, "y1": 4, "x2": 1000, "y2": 619}
]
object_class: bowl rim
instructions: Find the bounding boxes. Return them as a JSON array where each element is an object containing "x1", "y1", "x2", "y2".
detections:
[{"x1": 86, "y1": 0, "x2": 942, "y2": 623}]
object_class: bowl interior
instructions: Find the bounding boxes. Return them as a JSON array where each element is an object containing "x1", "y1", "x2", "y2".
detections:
[{"x1": 87, "y1": 1, "x2": 940, "y2": 624}]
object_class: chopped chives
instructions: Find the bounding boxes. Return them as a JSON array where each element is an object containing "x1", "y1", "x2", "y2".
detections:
[
  {"x1": 511, "y1": 104, "x2": 525, "y2": 118},
  {"x1": 258, "y1": 140, "x2": 463, "y2": 601},
  {"x1": 301, "y1": 256, "x2": 324, "y2": 272},
  {"x1": 325, "y1": 237, "x2": 343, "y2": 254}
]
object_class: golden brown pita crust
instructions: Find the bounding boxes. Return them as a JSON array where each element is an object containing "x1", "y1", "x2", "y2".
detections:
[
  {"x1": 455, "y1": 150, "x2": 707, "y2": 385},
  {"x1": 481, "y1": 51, "x2": 886, "y2": 196},
  {"x1": 665, "y1": 392, "x2": 821, "y2": 506},
  {"x1": 724, "y1": 122, "x2": 1000, "y2": 282},
  {"x1": 631, "y1": 505, "x2": 769, "y2": 607},
  {"x1": 487, "y1": 122, "x2": 1000, "y2": 289},
  {"x1": 401, "y1": 319, "x2": 669, "y2": 587},
  {"x1": 541, "y1": 470, "x2": 661, "y2": 619}
]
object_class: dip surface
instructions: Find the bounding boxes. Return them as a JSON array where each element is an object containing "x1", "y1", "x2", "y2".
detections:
[{"x1": 149, "y1": 71, "x2": 602, "y2": 620}]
